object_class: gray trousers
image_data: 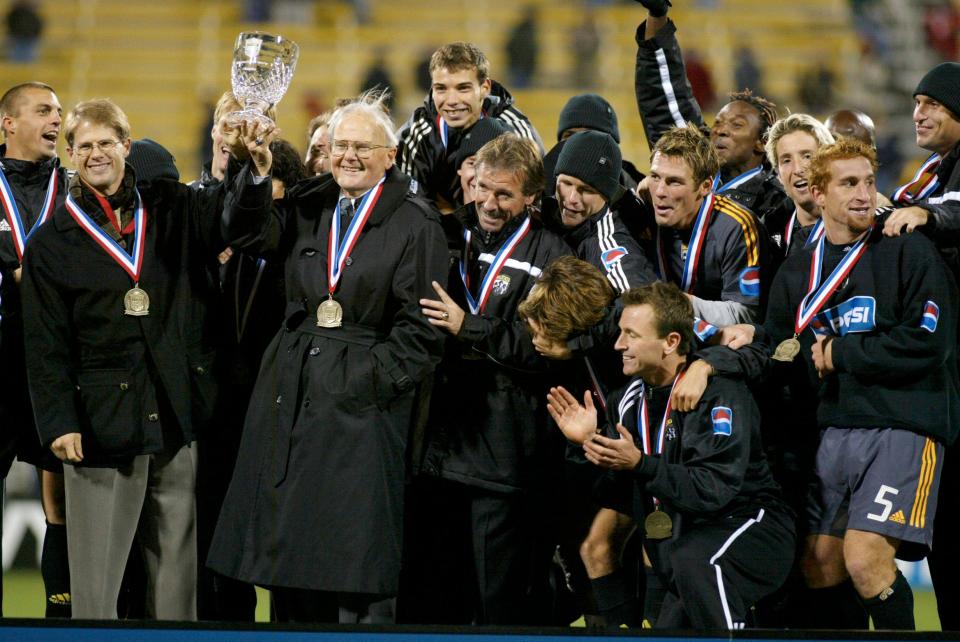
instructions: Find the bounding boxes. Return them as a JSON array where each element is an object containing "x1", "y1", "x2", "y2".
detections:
[{"x1": 63, "y1": 442, "x2": 198, "y2": 620}]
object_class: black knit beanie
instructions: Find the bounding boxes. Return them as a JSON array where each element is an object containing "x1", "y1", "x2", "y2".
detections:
[
  {"x1": 127, "y1": 138, "x2": 179, "y2": 184},
  {"x1": 455, "y1": 118, "x2": 511, "y2": 169},
  {"x1": 557, "y1": 94, "x2": 620, "y2": 143},
  {"x1": 914, "y1": 62, "x2": 960, "y2": 119},
  {"x1": 554, "y1": 131, "x2": 622, "y2": 203}
]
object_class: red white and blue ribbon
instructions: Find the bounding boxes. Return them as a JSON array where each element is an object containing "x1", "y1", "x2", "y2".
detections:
[
  {"x1": 893, "y1": 153, "x2": 941, "y2": 204},
  {"x1": 65, "y1": 188, "x2": 147, "y2": 283},
  {"x1": 657, "y1": 192, "x2": 715, "y2": 293},
  {"x1": 635, "y1": 370, "x2": 685, "y2": 456},
  {"x1": 328, "y1": 176, "x2": 386, "y2": 295},
  {"x1": 437, "y1": 114, "x2": 449, "y2": 150},
  {"x1": 712, "y1": 166, "x2": 763, "y2": 193},
  {"x1": 0, "y1": 165, "x2": 58, "y2": 262},
  {"x1": 794, "y1": 231, "x2": 870, "y2": 336},
  {"x1": 784, "y1": 211, "x2": 824, "y2": 251},
  {"x1": 460, "y1": 215, "x2": 530, "y2": 314}
]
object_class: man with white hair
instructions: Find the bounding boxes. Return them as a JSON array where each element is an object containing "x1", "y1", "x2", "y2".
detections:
[{"x1": 208, "y1": 91, "x2": 449, "y2": 624}]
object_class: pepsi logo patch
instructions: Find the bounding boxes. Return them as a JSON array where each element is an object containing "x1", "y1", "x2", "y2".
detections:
[
  {"x1": 693, "y1": 317, "x2": 718, "y2": 342},
  {"x1": 601, "y1": 246, "x2": 629, "y2": 270},
  {"x1": 813, "y1": 296, "x2": 876, "y2": 336},
  {"x1": 921, "y1": 300, "x2": 939, "y2": 333},
  {"x1": 711, "y1": 406, "x2": 733, "y2": 436},
  {"x1": 739, "y1": 266, "x2": 761, "y2": 298}
]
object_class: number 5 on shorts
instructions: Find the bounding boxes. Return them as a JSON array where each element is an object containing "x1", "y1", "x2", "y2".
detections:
[{"x1": 866, "y1": 484, "x2": 899, "y2": 522}]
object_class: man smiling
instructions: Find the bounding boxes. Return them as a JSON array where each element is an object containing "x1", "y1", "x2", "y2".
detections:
[
  {"x1": 21, "y1": 98, "x2": 271, "y2": 619},
  {"x1": 649, "y1": 125, "x2": 769, "y2": 326},
  {"x1": 397, "y1": 42, "x2": 542, "y2": 211}
]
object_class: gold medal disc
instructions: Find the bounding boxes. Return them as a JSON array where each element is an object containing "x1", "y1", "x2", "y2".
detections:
[
  {"x1": 123, "y1": 287, "x2": 150, "y2": 317},
  {"x1": 644, "y1": 508, "x2": 673, "y2": 540},
  {"x1": 316, "y1": 297, "x2": 343, "y2": 328},
  {"x1": 772, "y1": 337, "x2": 801, "y2": 362}
]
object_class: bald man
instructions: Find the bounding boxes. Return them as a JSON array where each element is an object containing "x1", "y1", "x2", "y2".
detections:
[{"x1": 826, "y1": 110, "x2": 892, "y2": 207}]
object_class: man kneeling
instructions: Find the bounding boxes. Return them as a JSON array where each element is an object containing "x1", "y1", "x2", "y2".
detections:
[{"x1": 547, "y1": 281, "x2": 794, "y2": 629}]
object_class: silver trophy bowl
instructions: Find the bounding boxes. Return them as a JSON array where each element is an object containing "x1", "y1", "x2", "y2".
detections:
[{"x1": 229, "y1": 31, "x2": 299, "y2": 127}]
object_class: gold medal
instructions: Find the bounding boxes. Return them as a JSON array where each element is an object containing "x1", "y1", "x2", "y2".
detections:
[
  {"x1": 316, "y1": 296, "x2": 343, "y2": 328},
  {"x1": 123, "y1": 286, "x2": 150, "y2": 317},
  {"x1": 644, "y1": 508, "x2": 673, "y2": 540},
  {"x1": 772, "y1": 336, "x2": 801, "y2": 362},
  {"x1": 645, "y1": 508, "x2": 673, "y2": 540}
]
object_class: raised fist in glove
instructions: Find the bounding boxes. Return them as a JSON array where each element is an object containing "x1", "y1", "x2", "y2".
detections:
[{"x1": 634, "y1": 0, "x2": 671, "y2": 18}]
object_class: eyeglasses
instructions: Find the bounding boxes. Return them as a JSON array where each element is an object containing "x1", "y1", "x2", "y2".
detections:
[
  {"x1": 331, "y1": 140, "x2": 391, "y2": 159},
  {"x1": 73, "y1": 139, "x2": 121, "y2": 157}
]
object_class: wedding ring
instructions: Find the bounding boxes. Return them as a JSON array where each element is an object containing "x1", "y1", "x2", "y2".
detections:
[{"x1": 441, "y1": 311, "x2": 449, "y2": 320}]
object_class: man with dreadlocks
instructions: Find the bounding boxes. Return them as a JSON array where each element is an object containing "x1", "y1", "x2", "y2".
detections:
[{"x1": 633, "y1": 0, "x2": 792, "y2": 227}]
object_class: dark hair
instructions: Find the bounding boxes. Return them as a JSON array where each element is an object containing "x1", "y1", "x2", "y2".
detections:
[
  {"x1": 620, "y1": 282, "x2": 695, "y2": 355},
  {"x1": 269, "y1": 138, "x2": 308, "y2": 189},
  {"x1": 517, "y1": 257, "x2": 614, "y2": 342},
  {"x1": 727, "y1": 89, "x2": 778, "y2": 143},
  {"x1": 0, "y1": 82, "x2": 56, "y2": 118}
]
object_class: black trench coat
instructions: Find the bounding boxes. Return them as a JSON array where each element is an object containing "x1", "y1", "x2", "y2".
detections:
[{"x1": 208, "y1": 168, "x2": 448, "y2": 593}]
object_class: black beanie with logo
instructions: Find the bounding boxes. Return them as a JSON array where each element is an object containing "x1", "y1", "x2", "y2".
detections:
[
  {"x1": 554, "y1": 130, "x2": 622, "y2": 203},
  {"x1": 455, "y1": 118, "x2": 512, "y2": 169}
]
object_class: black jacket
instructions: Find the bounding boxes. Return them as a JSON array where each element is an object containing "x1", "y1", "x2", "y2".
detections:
[
  {"x1": 0, "y1": 149, "x2": 69, "y2": 475},
  {"x1": 397, "y1": 81, "x2": 543, "y2": 207},
  {"x1": 21, "y1": 166, "x2": 269, "y2": 465},
  {"x1": 763, "y1": 227, "x2": 960, "y2": 445},
  {"x1": 541, "y1": 197, "x2": 658, "y2": 294},
  {"x1": 634, "y1": 19, "x2": 792, "y2": 223},
  {"x1": 607, "y1": 374, "x2": 785, "y2": 525},
  {"x1": 420, "y1": 205, "x2": 574, "y2": 492},
  {"x1": 208, "y1": 168, "x2": 449, "y2": 594}
]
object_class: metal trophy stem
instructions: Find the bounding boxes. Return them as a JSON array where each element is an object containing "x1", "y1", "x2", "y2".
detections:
[{"x1": 228, "y1": 31, "x2": 299, "y2": 127}]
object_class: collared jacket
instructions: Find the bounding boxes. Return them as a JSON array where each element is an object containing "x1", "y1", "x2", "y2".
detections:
[
  {"x1": 207, "y1": 168, "x2": 449, "y2": 594},
  {"x1": 20, "y1": 165, "x2": 269, "y2": 465},
  {"x1": 397, "y1": 81, "x2": 543, "y2": 207},
  {"x1": 419, "y1": 205, "x2": 574, "y2": 493},
  {"x1": 0, "y1": 148, "x2": 69, "y2": 475}
]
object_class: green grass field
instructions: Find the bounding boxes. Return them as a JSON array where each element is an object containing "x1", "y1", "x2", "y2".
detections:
[{"x1": 0, "y1": 569, "x2": 943, "y2": 630}]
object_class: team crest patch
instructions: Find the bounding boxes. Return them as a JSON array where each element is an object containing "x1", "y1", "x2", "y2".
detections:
[
  {"x1": 492, "y1": 274, "x2": 511, "y2": 296},
  {"x1": 693, "y1": 317, "x2": 718, "y2": 342},
  {"x1": 0, "y1": 219, "x2": 10, "y2": 232},
  {"x1": 921, "y1": 300, "x2": 939, "y2": 333},
  {"x1": 813, "y1": 296, "x2": 876, "y2": 336},
  {"x1": 711, "y1": 407, "x2": 733, "y2": 436},
  {"x1": 601, "y1": 246, "x2": 629, "y2": 270},
  {"x1": 739, "y1": 266, "x2": 761, "y2": 298}
]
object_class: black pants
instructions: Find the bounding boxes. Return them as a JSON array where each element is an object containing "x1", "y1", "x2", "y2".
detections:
[
  {"x1": 398, "y1": 476, "x2": 553, "y2": 625},
  {"x1": 650, "y1": 506, "x2": 795, "y2": 630},
  {"x1": 930, "y1": 441, "x2": 959, "y2": 630}
]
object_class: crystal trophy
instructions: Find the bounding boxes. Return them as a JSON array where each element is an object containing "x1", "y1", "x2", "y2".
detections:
[{"x1": 229, "y1": 31, "x2": 299, "y2": 127}]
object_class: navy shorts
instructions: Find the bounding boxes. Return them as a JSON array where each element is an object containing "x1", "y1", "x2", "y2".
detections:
[{"x1": 807, "y1": 427, "x2": 943, "y2": 560}]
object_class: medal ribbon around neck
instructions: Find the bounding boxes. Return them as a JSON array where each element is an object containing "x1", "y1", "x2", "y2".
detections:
[
  {"x1": 328, "y1": 176, "x2": 386, "y2": 296},
  {"x1": 656, "y1": 192, "x2": 715, "y2": 293},
  {"x1": 784, "y1": 212, "x2": 824, "y2": 251},
  {"x1": 711, "y1": 166, "x2": 763, "y2": 193},
  {"x1": 65, "y1": 188, "x2": 147, "y2": 283},
  {"x1": 0, "y1": 165, "x2": 58, "y2": 262},
  {"x1": 893, "y1": 152, "x2": 941, "y2": 204},
  {"x1": 636, "y1": 369, "x2": 686, "y2": 457},
  {"x1": 794, "y1": 231, "x2": 870, "y2": 336},
  {"x1": 437, "y1": 111, "x2": 486, "y2": 151},
  {"x1": 460, "y1": 214, "x2": 530, "y2": 314}
]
